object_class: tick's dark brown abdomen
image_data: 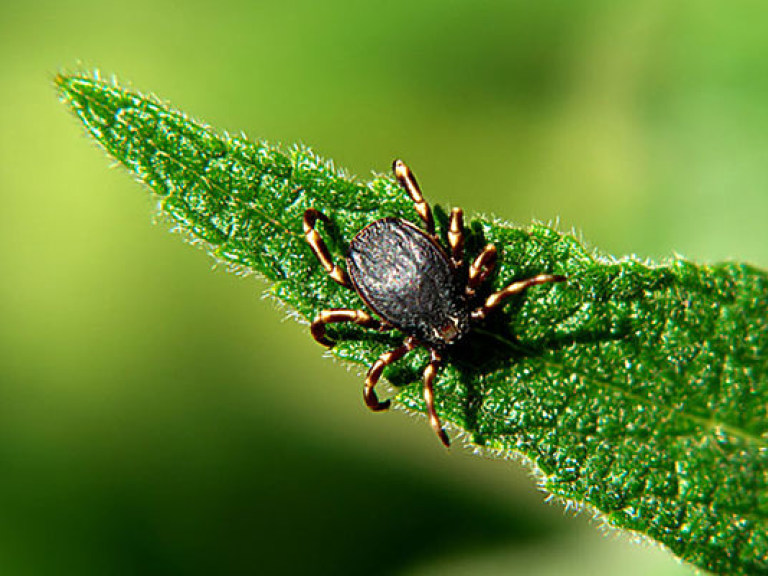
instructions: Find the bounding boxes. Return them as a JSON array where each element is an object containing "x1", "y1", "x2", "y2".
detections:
[{"x1": 346, "y1": 218, "x2": 469, "y2": 349}]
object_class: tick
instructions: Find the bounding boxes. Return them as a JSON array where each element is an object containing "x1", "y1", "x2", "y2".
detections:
[{"x1": 304, "y1": 160, "x2": 565, "y2": 446}]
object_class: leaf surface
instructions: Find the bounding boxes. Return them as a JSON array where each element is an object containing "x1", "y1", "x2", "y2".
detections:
[{"x1": 57, "y1": 73, "x2": 768, "y2": 575}]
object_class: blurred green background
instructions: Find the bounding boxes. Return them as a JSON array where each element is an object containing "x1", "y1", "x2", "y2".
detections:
[{"x1": 2, "y1": 0, "x2": 767, "y2": 574}]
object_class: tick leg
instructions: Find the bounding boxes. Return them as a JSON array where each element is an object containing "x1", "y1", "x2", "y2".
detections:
[
  {"x1": 393, "y1": 159, "x2": 435, "y2": 237},
  {"x1": 466, "y1": 244, "x2": 498, "y2": 297},
  {"x1": 364, "y1": 337, "x2": 417, "y2": 412},
  {"x1": 471, "y1": 274, "x2": 567, "y2": 322},
  {"x1": 448, "y1": 208, "x2": 464, "y2": 267},
  {"x1": 303, "y1": 208, "x2": 351, "y2": 288},
  {"x1": 423, "y1": 349, "x2": 450, "y2": 447},
  {"x1": 310, "y1": 309, "x2": 386, "y2": 347}
]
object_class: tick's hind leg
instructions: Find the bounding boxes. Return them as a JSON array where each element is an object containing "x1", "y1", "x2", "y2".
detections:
[
  {"x1": 364, "y1": 337, "x2": 417, "y2": 412},
  {"x1": 393, "y1": 160, "x2": 435, "y2": 237},
  {"x1": 423, "y1": 350, "x2": 450, "y2": 447},
  {"x1": 303, "y1": 208, "x2": 351, "y2": 288},
  {"x1": 310, "y1": 309, "x2": 388, "y2": 347},
  {"x1": 471, "y1": 274, "x2": 566, "y2": 322}
]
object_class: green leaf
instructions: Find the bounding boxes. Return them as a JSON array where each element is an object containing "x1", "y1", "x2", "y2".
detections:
[{"x1": 56, "y1": 72, "x2": 768, "y2": 576}]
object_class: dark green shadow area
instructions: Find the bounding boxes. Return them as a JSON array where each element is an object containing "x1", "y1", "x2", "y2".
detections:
[
  {"x1": 97, "y1": 438, "x2": 558, "y2": 575},
  {"x1": 0, "y1": 378, "x2": 561, "y2": 575}
]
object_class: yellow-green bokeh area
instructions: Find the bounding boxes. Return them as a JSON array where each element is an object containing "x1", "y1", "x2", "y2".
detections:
[{"x1": 2, "y1": 1, "x2": 767, "y2": 575}]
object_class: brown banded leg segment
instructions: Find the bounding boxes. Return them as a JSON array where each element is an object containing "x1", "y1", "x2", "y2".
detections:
[
  {"x1": 310, "y1": 309, "x2": 384, "y2": 347},
  {"x1": 423, "y1": 349, "x2": 450, "y2": 447},
  {"x1": 303, "y1": 208, "x2": 351, "y2": 288},
  {"x1": 364, "y1": 337, "x2": 417, "y2": 412},
  {"x1": 466, "y1": 244, "x2": 498, "y2": 297},
  {"x1": 471, "y1": 274, "x2": 566, "y2": 321},
  {"x1": 393, "y1": 159, "x2": 435, "y2": 237},
  {"x1": 448, "y1": 208, "x2": 464, "y2": 267}
]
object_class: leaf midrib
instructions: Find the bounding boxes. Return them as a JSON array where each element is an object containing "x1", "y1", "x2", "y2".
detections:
[{"x1": 483, "y1": 329, "x2": 768, "y2": 450}]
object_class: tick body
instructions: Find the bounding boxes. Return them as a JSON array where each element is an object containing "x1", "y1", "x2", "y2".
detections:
[
  {"x1": 347, "y1": 218, "x2": 470, "y2": 350},
  {"x1": 304, "y1": 160, "x2": 565, "y2": 446}
]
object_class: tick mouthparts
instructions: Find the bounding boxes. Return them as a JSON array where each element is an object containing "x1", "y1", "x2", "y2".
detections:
[{"x1": 435, "y1": 319, "x2": 461, "y2": 342}]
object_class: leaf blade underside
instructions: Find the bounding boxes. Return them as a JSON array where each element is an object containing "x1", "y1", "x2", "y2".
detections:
[{"x1": 57, "y1": 73, "x2": 768, "y2": 576}]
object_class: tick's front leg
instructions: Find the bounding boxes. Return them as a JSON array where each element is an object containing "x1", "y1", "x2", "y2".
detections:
[
  {"x1": 471, "y1": 274, "x2": 566, "y2": 321},
  {"x1": 423, "y1": 349, "x2": 450, "y2": 447},
  {"x1": 364, "y1": 337, "x2": 417, "y2": 412}
]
